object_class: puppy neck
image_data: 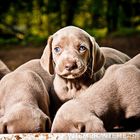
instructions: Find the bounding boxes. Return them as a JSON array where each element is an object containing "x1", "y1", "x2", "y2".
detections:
[{"x1": 53, "y1": 73, "x2": 92, "y2": 103}]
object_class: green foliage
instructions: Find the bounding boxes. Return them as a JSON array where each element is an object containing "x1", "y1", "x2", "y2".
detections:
[
  {"x1": 87, "y1": 28, "x2": 108, "y2": 39},
  {"x1": 0, "y1": 0, "x2": 139, "y2": 45},
  {"x1": 0, "y1": 38, "x2": 19, "y2": 45},
  {"x1": 109, "y1": 27, "x2": 140, "y2": 37}
]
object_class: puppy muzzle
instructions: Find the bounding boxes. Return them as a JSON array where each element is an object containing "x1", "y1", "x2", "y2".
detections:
[{"x1": 55, "y1": 57, "x2": 87, "y2": 79}]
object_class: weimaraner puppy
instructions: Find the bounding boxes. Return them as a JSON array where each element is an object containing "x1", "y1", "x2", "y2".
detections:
[
  {"x1": 40, "y1": 26, "x2": 130, "y2": 113},
  {"x1": 51, "y1": 54, "x2": 140, "y2": 132},
  {"x1": 0, "y1": 59, "x2": 52, "y2": 133},
  {"x1": 0, "y1": 60, "x2": 10, "y2": 80}
]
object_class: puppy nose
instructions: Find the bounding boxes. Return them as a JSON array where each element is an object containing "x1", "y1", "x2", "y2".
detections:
[{"x1": 65, "y1": 61, "x2": 77, "y2": 71}]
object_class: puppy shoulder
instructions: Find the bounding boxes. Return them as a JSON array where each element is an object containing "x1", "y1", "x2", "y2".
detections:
[
  {"x1": 108, "y1": 64, "x2": 140, "y2": 89},
  {"x1": 19, "y1": 70, "x2": 43, "y2": 85},
  {"x1": 116, "y1": 64, "x2": 139, "y2": 75},
  {"x1": 104, "y1": 64, "x2": 121, "y2": 76}
]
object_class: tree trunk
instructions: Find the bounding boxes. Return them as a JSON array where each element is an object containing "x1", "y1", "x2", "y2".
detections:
[
  {"x1": 106, "y1": 0, "x2": 120, "y2": 32},
  {"x1": 65, "y1": 0, "x2": 79, "y2": 26}
]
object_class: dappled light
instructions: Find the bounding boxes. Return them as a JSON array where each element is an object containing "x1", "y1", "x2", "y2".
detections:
[{"x1": 0, "y1": 0, "x2": 139, "y2": 44}]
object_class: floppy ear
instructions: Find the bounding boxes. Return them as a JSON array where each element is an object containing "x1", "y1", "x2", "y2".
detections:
[
  {"x1": 89, "y1": 37, "x2": 105, "y2": 77},
  {"x1": 40, "y1": 36, "x2": 54, "y2": 75}
]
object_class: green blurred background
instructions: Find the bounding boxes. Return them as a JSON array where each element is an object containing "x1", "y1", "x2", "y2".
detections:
[{"x1": 0, "y1": 0, "x2": 140, "y2": 70}]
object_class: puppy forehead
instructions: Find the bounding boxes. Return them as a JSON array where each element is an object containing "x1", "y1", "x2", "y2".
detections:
[{"x1": 52, "y1": 28, "x2": 90, "y2": 46}]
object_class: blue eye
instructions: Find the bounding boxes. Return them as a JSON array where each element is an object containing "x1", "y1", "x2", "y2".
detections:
[
  {"x1": 79, "y1": 45, "x2": 87, "y2": 52},
  {"x1": 54, "y1": 47, "x2": 61, "y2": 53}
]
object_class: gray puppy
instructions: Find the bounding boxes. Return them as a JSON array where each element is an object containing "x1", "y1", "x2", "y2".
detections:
[
  {"x1": 51, "y1": 54, "x2": 140, "y2": 132},
  {"x1": 0, "y1": 60, "x2": 52, "y2": 133},
  {"x1": 41, "y1": 26, "x2": 130, "y2": 114}
]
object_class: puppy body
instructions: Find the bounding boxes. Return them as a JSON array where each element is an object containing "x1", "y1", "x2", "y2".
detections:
[
  {"x1": 41, "y1": 26, "x2": 130, "y2": 113},
  {"x1": 0, "y1": 60, "x2": 10, "y2": 80},
  {"x1": 52, "y1": 47, "x2": 131, "y2": 103},
  {"x1": 51, "y1": 54, "x2": 140, "y2": 132},
  {"x1": 0, "y1": 59, "x2": 52, "y2": 133},
  {"x1": 100, "y1": 47, "x2": 131, "y2": 69}
]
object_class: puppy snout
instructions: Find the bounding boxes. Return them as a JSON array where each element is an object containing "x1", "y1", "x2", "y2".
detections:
[{"x1": 65, "y1": 61, "x2": 77, "y2": 71}]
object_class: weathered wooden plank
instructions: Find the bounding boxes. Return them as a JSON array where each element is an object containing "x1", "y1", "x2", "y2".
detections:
[{"x1": 0, "y1": 133, "x2": 139, "y2": 140}]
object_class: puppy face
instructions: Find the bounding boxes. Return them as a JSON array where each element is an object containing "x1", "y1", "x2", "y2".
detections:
[
  {"x1": 0, "y1": 104, "x2": 51, "y2": 133},
  {"x1": 51, "y1": 100, "x2": 106, "y2": 132},
  {"x1": 52, "y1": 30, "x2": 90, "y2": 79},
  {"x1": 41, "y1": 26, "x2": 105, "y2": 79}
]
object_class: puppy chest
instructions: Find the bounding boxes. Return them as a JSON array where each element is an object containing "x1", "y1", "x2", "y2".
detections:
[{"x1": 53, "y1": 80, "x2": 87, "y2": 102}]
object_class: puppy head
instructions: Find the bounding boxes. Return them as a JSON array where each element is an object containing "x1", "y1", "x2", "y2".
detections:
[
  {"x1": 41, "y1": 26, "x2": 105, "y2": 79},
  {"x1": 1, "y1": 104, "x2": 51, "y2": 133},
  {"x1": 51, "y1": 100, "x2": 106, "y2": 132}
]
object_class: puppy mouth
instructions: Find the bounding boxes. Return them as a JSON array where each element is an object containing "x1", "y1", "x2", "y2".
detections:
[{"x1": 58, "y1": 66, "x2": 87, "y2": 79}]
